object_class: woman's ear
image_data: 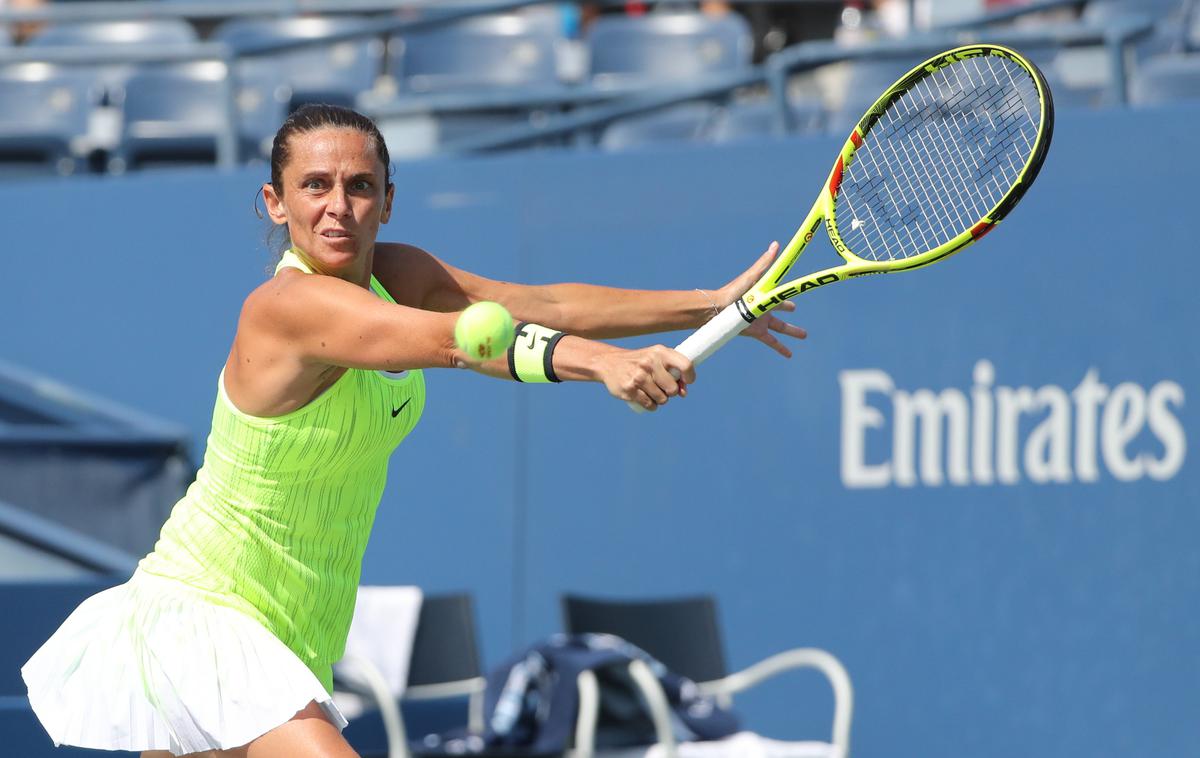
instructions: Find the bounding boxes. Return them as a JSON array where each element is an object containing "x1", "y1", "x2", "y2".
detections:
[
  {"x1": 380, "y1": 182, "x2": 394, "y2": 225},
  {"x1": 262, "y1": 183, "x2": 287, "y2": 224}
]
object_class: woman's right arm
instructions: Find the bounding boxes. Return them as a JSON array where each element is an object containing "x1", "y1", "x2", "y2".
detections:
[{"x1": 232, "y1": 270, "x2": 696, "y2": 411}]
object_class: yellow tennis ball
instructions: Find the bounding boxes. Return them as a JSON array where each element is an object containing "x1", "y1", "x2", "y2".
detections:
[{"x1": 455, "y1": 301, "x2": 515, "y2": 362}]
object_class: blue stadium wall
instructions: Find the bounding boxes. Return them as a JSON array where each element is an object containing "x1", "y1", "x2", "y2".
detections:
[{"x1": 3, "y1": 103, "x2": 1196, "y2": 758}]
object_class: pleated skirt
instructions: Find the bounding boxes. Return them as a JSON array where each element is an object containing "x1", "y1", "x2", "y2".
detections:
[{"x1": 21, "y1": 569, "x2": 347, "y2": 756}]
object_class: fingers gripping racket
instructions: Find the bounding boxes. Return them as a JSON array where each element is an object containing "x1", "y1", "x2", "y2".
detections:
[{"x1": 629, "y1": 43, "x2": 1053, "y2": 413}]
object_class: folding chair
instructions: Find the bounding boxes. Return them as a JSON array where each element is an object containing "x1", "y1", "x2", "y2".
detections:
[{"x1": 563, "y1": 594, "x2": 853, "y2": 758}]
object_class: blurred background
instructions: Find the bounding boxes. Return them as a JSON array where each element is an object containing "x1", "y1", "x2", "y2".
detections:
[{"x1": 0, "y1": 0, "x2": 1196, "y2": 756}]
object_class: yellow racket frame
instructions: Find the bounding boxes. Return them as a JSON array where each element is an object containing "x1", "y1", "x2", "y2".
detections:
[{"x1": 740, "y1": 44, "x2": 1054, "y2": 320}]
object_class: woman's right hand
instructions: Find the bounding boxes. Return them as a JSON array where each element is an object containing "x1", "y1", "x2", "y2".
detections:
[{"x1": 590, "y1": 345, "x2": 696, "y2": 411}]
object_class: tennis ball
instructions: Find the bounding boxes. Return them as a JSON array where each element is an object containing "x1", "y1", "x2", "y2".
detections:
[{"x1": 455, "y1": 301, "x2": 515, "y2": 362}]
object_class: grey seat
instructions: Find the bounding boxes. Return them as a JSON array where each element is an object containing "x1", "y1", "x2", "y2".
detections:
[
  {"x1": 26, "y1": 19, "x2": 201, "y2": 107},
  {"x1": 711, "y1": 97, "x2": 825, "y2": 142},
  {"x1": 586, "y1": 12, "x2": 753, "y2": 88},
  {"x1": 27, "y1": 19, "x2": 198, "y2": 47},
  {"x1": 563, "y1": 593, "x2": 854, "y2": 758},
  {"x1": 111, "y1": 61, "x2": 289, "y2": 171},
  {"x1": 388, "y1": 13, "x2": 562, "y2": 93},
  {"x1": 335, "y1": 593, "x2": 487, "y2": 758},
  {"x1": 1082, "y1": 0, "x2": 1185, "y2": 26},
  {"x1": 0, "y1": 65, "x2": 96, "y2": 175},
  {"x1": 213, "y1": 15, "x2": 384, "y2": 109},
  {"x1": 383, "y1": 14, "x2": 564, "y2": 156},
  {"x1": 599, "y1": 102, "x2": 720, "y2": 151},
  {"x1": 825, "y1": 47, "x2": 948, "y2": 133},
  {"x1": 1130, "y1": 51, "x2": 1200, "y2": 104}
]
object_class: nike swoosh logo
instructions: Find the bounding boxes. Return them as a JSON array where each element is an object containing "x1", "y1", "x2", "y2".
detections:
[{"x1": 391, "y1": 399, "x2": 411, "y2": 418}]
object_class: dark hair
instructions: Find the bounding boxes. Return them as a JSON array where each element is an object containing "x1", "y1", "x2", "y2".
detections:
[
  {"x1": 270, "y1": 103, "x2": 393, "y2": 196},
  {"x1": 263, "y1": 104, "x2": 394, "y2": 256}
]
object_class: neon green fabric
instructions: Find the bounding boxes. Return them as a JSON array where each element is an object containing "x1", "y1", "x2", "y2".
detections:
[{"x1": 139, "y1": 249, "x2": 425, "y2": 691}]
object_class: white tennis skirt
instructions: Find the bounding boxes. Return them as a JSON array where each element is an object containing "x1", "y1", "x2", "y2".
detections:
[{"x1": 21, "y1": 569, "x2": 347, "y2": 756}]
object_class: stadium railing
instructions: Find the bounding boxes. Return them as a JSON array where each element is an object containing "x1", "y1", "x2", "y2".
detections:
[
  {"x1": 0, "y1": 359, "x2": 193, "y2": 559},
  {"x1": 0, "y1": 0, "x2": 1160, "y2": 167},
  {"x1": 0, "y1": 498, "x2": 140, "y2": 575}
]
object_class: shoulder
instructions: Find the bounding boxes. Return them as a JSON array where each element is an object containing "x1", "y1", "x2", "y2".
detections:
[
  {"x1": 374, "y1": 242, "x2": 443, "y2": 280},
  {"x1": 239, "y1": 268, "x2": 342, "y2": 336},
  {"x1": 373, "y1": 242, "x2": 453, "y2": 308},
  {"x1": 243, "y1": 268, "x2": 303, "y2": 317}
]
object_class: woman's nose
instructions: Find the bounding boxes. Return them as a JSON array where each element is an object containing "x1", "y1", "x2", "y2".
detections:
[{"x1": 326, "y1": 186, "x2": 350, "y2": 217}]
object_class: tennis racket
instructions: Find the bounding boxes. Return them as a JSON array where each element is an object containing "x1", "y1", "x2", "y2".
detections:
[{"x1": 629, "y1": 43, "x2": 1053, "y2": 412}]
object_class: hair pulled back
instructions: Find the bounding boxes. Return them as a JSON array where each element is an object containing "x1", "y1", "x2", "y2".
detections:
[{"x1": 270, "y1": 103, "x2": 394, "y2": 196}]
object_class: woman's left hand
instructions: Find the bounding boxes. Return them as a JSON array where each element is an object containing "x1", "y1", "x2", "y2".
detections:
[{"x1": 713, "y1": 241, "x2": 808, "y2": 359}]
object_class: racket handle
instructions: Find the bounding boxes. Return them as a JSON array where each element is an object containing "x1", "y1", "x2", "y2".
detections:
[{"x1": 626, "y1": 302, "x2": 750, "y2": 413}]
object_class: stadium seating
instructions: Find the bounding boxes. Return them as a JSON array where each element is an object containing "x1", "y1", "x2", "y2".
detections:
[
  {"x1": 1080, "y1": 0, "x2": 1192, "y2": 71},
  {"x1": 110, "y1": 61, "x2": 288, "y2": 172},
  {"x1": 0, "y1": 64, "x2": 95, "y2": 174},
  {"x1": 1081, "y1": 0, "x2": 1185, "y2": 26},
  {"x1": 0, "y1": 2, "x2": 1195, "y2": 170},
  {"x1": 377, "y1": 13, "x2": 565, "y2": 156},
  {"x1": 25, "y1": 17, "x2": 201, "y2": 94},
  {"x1": 710, "y1": 97, "x2": 825, "y2": 142},
  {"x1": 825, "y1": 46, "x2": 948, "y2": 132},
  {"x1": 27, "y1": 18, "x2": 198, "y2": 48},
  {"x1": 586, "y1": 11, "x2": 754, "y2": 88},
  {"x1": 599, "y1": 101, "x2": 720, "y2": 151},
  {"x1": 1130, "y1": 51, "x2": 1200, "y2": 104},
  {"x1": 213, "y1": 15, "x2": 385, "y2": 109},
  {"x1": 585, "y1": 12, "x2": 755, "y2": 150},
  {"x1": 388, "y1": 13, "x2": 562, "y2": 93}
]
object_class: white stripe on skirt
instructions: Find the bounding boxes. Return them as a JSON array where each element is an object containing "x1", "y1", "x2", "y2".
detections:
[{"x1": 21, "y1": 570, "x2": 347, "y2": 756}]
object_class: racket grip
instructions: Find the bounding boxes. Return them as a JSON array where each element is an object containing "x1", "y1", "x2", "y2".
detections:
[{"x1": 626, "y1": 302, "x2": 751, "y2": 413}]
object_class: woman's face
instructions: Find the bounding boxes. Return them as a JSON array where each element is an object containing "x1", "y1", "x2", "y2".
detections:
[{"x1": 263, "y1": 127, "x2": 393, "y2": 280}]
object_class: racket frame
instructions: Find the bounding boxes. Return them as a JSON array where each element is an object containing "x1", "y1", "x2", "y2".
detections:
[{"x1": 737, "y1": 43, "x2": 1054, "y2": 324}]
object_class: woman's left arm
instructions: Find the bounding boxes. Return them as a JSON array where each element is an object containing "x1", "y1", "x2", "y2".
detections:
[{"x1": 375, "y1": 241, "x2": 807, "y2": 358}]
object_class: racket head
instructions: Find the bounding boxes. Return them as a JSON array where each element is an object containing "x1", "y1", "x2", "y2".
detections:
[{"x1": 826, "y1": 44, "x2": 1054, "y2": 271}]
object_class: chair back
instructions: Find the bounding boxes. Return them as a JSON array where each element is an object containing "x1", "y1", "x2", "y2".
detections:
[
  {"x1": 586, "y1": 12, "x2": 752, "y2": 87},
  {"x1": 562, "y1": 594, "x2": 728, "y2": 683},
  {"x1": 121, "y1": 62, "x2": 226, "y2": 127},
  {"x1": 1082, "y1": 0, "x2": 1183, "y2": 25},
  {"x1": 389, "y1": 14, "x2": 561, "y2": 92},
  {"x1": 407, "y1": 593, "x2": 483, "y2": 687},
  {"x1": 28, "y1": 19, "x2": 197, "y2": 47},
  {"x1": 214, "y1": 16, "x2": 383, "y2": 105},
  {"x1": 0, "y1": 66, "x2": 95, "y2": 173},
  {"x1": 0, "y1": 65, "x2": 93, "y2": 130},
  {"x1": 1131, "y1": 52, "x2": 1200, "y2": 104},
  {"x1": 711, "y1": 98, "x2": 824, "y2": 142},
  {"x1": 600, "y1": 102, "x2": 718, "y2": 151}
]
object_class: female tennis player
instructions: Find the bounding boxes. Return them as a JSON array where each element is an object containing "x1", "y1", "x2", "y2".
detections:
[{"x1": 21, "y1": 104, "x2": 805, "y2": 758}]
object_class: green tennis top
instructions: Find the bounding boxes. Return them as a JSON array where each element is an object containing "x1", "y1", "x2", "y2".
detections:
[{"x1": 139, "y1": 249, "x2": 426, "y2": 691}]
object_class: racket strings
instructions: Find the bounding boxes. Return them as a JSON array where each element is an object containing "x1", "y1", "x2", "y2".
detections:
[{"x1": 835, "y1": 54, "x2": 1042, "y2": 262}]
